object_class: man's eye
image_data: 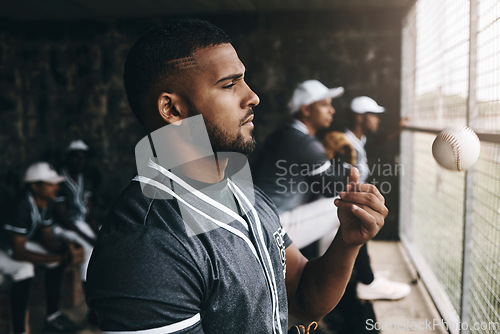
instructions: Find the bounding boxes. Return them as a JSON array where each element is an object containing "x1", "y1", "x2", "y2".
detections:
[{"x1": 223, "y1": 83, "x2": 236, "y2": 89}]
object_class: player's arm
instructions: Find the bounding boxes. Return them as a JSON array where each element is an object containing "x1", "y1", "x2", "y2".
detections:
[
  {"x1": 285, "y1": 169, "x2": 388, "y2": 320},
  {"x1": 54, "y1": 201, "x2": 96, "y2": 245},
  {"x1": 40, "y1": 226, "x2": 84, "y2": 263},
  {"x1": 285, "y1": 234, "x2": 360, "y2": 320},
  {"x1": 11, "y1": 234, "x2": 63, "y2": 264}
]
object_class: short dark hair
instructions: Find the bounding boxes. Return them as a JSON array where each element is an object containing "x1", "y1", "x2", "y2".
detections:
[{"x1": 124, "y1": 18, "x2": 231, "y2": 126}]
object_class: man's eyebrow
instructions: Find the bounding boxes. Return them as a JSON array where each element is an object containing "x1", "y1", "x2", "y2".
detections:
[{"x1": 215, "y1": 73, "x2": 243, "y2": 85}]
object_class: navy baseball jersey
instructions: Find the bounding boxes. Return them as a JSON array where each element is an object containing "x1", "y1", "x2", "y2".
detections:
[
  {"x1": 54, "y1": 168, "x2": 90, "y2": 223},
  {"x1": 86, "y1": 169, "x2": 292, "y2": 334},
  {"x1": 1, "y1": 192, "x2": 55, "y2": 251},
  {"x1": 253, "y1": 120, "x2": 349, "y2": 214}
]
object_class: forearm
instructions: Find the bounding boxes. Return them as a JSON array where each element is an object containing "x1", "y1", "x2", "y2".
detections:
[
  {"x1": 290, "y1": 233, "x2": 361, "y2": 320},
  {"x1": 13, "y1": 248, "x2": 62, "y2": 265},
  {"x1": 43, "y1": 234, "x2": 66, "y2": 253}
]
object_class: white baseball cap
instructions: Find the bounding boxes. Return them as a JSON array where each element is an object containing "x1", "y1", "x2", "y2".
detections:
[
  {"x1": 350, "y1": 96, "x2": 385, "y2": 114},
  {"x1": 24, "y1": 162, "x2": 65, "y2": 184},
  {"x1": 288, "y1": 80, "x2": 344, "y2": 113},
  {"x1": 66, "y1": 140, "x2": 89, "y2": 152}
]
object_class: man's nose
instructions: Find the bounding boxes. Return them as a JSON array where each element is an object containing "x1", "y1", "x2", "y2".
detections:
[{"x1": 242, "y1": 82, "x2": 260, "y2": 109}]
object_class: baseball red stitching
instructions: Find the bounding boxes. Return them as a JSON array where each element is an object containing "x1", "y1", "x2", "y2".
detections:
[{"x1": 439, "y1": 131, "x2": 461, "y2": 170}]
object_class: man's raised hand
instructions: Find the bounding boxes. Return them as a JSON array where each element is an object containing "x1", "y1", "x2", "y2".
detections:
[{"x1": 334, "y1": 168, "x2": 388, "y2": 246}]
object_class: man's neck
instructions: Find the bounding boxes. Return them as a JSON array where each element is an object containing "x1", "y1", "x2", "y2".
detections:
[
  {"x1": 32, "y1": 195, "x2": 48, "y2": 209},
  {"x1": 296, "y1": 117, "x2": 317, "y2": 136},
  {"x1": 174, "y1": 155, "x2": 228, "y2": 184},
  {"x1": 349, "y1": 124, "x2": 365, "y2": 140}
]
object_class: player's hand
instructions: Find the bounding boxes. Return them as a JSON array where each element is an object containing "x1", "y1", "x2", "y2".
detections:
[
  {"x1": 399, "y1": 116, "x2": 409, "y2": 129},
  {"x1": 334, "y1": 168, "x2": 387, "y2": 246},
  {"x1": 67, "y1": 242, "x2": 85, "y2": 265},
  {"x1": 321, "y1": 131, "x2": 357, "y2": 165}
]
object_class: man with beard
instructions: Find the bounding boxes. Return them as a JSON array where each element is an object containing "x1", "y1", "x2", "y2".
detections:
[{"x1": 86, "y1": 19, "x2": 388, "y2": 334}]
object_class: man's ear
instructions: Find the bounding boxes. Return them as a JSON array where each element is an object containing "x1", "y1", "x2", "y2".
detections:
[
  {"x1": 29, "y1": 183, "x2": 40, "y2": 195},
  {"x1": 157, "y1": 92, "x2": 187, "y2": 124},
  {"x1": 299, "y1": 104, "x2": 311, "y2": 118}
]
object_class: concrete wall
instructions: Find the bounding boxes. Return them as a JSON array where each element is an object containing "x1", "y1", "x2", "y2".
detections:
[{"x1": 0, "y1": 8, "x2": 407, "y2": 239}]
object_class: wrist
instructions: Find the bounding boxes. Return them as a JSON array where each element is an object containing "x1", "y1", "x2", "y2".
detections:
[{"x1": 327, "y1": 231, "x2": 362, "y2": 257}]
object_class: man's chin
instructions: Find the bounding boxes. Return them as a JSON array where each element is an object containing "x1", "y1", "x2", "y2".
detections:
[{"x1": 237, "y1": 137, "x2": 256, "y2": 156}]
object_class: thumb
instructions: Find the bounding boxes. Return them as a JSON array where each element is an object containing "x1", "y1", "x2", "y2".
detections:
[{"x1": 348, "y1": 166, "x2": 359, "y2": 184}]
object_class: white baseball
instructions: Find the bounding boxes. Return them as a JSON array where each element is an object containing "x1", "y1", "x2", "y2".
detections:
[{"x1": 432, "y1": 126, "x2": 480, "y2": 171}]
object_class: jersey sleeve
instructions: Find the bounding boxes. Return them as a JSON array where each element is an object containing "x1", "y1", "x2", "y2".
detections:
[
  {"x1": 297, "y1": 139, "x2": 349, "y2": 197},
  {"x1": 86, "y1": 219, "x2": 206, "y2": 333},
  {"x1": 3, "y1": 197, "x2": 32, "y2": 237}
]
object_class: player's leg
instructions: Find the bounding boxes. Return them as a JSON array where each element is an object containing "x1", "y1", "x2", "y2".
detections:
[
  {"x1": 355, "y1": 244, "x2": 411, "y2": 300},
  {"x1": 0, "y1": 251, "x2": 35, "y2": 334},
  {"x1": 355, "y1": 244, "x2": 374, "y2": 284},
  {"x1": 24, "y1": 241, "x2": 81, "y2": 331}
]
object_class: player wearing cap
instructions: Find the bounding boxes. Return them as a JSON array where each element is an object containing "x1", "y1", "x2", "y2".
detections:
[
  {"x1": 327, "y1": 96, "x2": 409, "y2": 301},
  {"x1": 86, "y1": 19, "x2": 388, "y2": 334},
  {"x1": 253, "y1": 79, "x2": 355, "y2": 251},
  {"x1": 345, "y1": 96, "x2": 386, "y2": 183},
  {"x1": 0, "y1": 162, "x2": 84, "y2": 333},
  {"x1": 53, "y1": 140, "x2": 98, "y2": 289}
]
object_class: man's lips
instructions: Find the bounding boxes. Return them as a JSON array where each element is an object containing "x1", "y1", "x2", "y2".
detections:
[{"x1": 242, "y1": 114, "x2": 254, "y2": 126}]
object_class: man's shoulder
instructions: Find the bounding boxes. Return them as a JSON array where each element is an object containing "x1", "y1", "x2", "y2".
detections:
[
  {"x1": 270, "y1": 121, "x2": 310, "y2": 140},
  {"x1": 104, "y1": 180, "x2": 181, "y2": 230},
  {"x1": 253, "y1": 185, "x2": 277, "y2": 211},
  {"x1": 256, "y1": 122, "x2": 315, "y2": 160}
]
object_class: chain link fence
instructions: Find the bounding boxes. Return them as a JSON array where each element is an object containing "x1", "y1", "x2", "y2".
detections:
[{"x1": 400, "y1": 0, "x2": 500, "y2": 333}]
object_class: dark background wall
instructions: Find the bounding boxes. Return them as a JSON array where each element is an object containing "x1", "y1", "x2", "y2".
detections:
[{"x1": 0, "y1": 8, "x2": 407, "y2": 239}]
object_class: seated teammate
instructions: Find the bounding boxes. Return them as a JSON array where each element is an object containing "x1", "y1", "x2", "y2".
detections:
[{"x1": 0, "y1": 162, "x2": 84, "y2": 333}]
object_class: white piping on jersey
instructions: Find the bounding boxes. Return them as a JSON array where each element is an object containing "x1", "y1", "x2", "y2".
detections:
[
  {"x1": 147, "y1": 160, "x2": 249, "y2": 231},
  {"x1": 229, "y1": 181, "x2": 284, "y2": 334},
  {"x1": 27, "y1": 192, "x2": 51, "y2": 239},
  {"x1": 344, "y1": 130, "x2": 366, "y2": 156},
  {"x1": 61, "y1": 168, "x2": 88, "y2": 219},
  {"x1": 290, "y1": 119, "x2": 309, "y2": 135},
  {"x1": 3, "y1": 225, "x2": 28, "y2": 234},
  {"x1": 132, "y1": 175, "x2": 278, "y2": 332},
  {"x1": 290, "y1": 120, "x2": 333, "y2": 178},
  {"x1": 4, "y1": 192, "x2": 50, "y2": 237},
  {"x1": 132, "y1": 176, "x2": 259, "y2": 260},
  {"x1": 102, "y1": 313, "x2": 201, "y2": 334},
  {"x1": 136, "y1": 160, "x2": 284, "y2": 334},
  {"x1": 309, "y1": 160, "x2": 332, "y2": 176}
]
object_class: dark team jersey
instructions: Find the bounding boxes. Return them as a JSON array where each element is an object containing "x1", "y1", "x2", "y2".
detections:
[
  {"x1": 1, "y1": 192, "x2": 55, "y2": 251},
  {"x1": 86, "y1": 169, "x2": 292, "y2": 334},
  {"x1": 54, "y1": 168, "x2": 90, "y2": 224},
  {"x1": 253, "y1": 120, "x2": 349, "y2": 214}
]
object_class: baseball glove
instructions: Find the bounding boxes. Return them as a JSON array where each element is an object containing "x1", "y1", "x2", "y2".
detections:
[{"x1": 321, "y1": 131, "x2": 357, "y2": 165}]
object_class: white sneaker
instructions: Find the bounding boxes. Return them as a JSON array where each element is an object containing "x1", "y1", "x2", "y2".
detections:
[{"x1": 356, "y1": 276, "x2": 411, "y2": 300}]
